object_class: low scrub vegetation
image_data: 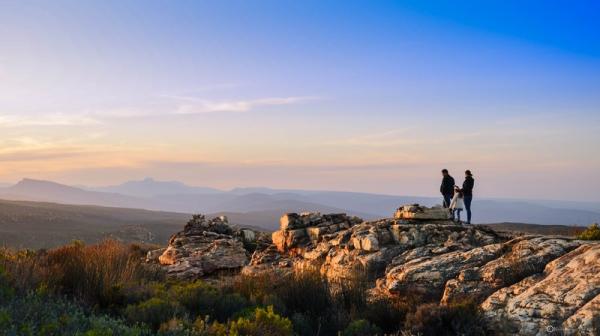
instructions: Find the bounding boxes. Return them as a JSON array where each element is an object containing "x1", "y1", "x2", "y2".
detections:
[
  {"x1": 577, "y1": 223, "x2": 600, "y2": 240},
  {"x1": 0, "y1": 240, "x2": 488, "y2": 335}
]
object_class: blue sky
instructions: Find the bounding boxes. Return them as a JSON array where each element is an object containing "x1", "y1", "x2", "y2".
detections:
[{"x1": 0, "y1": 1, "x2": 599, "y2": 201}]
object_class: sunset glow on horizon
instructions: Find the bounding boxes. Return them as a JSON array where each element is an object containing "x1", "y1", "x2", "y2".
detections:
[{"x1": 1, "y1": 1, "x2": 599, "y2": 201}]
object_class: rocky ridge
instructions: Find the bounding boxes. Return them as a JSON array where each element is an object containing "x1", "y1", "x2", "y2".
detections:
[{"x1": 148, "y1": 205, "x2": 600, "y2": 335}]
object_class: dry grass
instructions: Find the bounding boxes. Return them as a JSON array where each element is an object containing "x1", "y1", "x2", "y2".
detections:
[{"x1": 0, "y1": 240, "x2": 164, "y2": 307}]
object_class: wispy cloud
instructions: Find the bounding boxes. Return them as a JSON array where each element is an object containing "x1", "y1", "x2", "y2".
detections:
[
  {"x1": 81, "y1": 94, "x2": 320, "y2": 119},
  {"x1": 0, "y1": 148, "x2": 92, "y2": 162},
  {"x1": 169, "y1": 96, "x2": 320, "y2": 114},
  {"x1": 0, "y1": 114, "x2": 100, "y2": 127}
]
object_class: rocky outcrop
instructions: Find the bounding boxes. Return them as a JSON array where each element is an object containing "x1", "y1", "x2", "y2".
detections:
[
  {"x1": 441, "y1": 236, "x2": 581, "y2": 304},
  {"x1": 147, "y1": 215, "x2": 260, "y2": 279},
  {"x1": 481, "y1": 243, "x2": 600, "y2": 336},
  {"x1": 150, "y1": 205, "x2": 600, "y2": 335},
  {"x1": 243, "y1": 205, "x2": 600, "y2": 335},
  {"x1": 245, "y1": 205, "x2": 501, "y2": 282}
]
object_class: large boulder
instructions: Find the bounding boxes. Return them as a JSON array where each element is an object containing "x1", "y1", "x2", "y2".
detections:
[
  {"x1": 394, "y1": 204, "x2": 451, "y2": 221},
  {"x1": 148, "y1": 215, "x2": 256, "y2": 279},
  {"x1": 272, "y1": 212, "x2": 362, "y2": 253}
]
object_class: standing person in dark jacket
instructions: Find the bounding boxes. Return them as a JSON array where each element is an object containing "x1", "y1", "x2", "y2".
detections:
[
  {"x1": 462, "y1": 170, "x2": 475, "y2": 224},
  {"x1": 440, "y1": 169, "x2": 455, "y2": 208}
]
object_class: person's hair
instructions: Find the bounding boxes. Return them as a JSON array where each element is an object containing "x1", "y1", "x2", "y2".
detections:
[
  {"x1": 442, "y1": 169, "x2": 448, "y2": 174},
  {"x1": 465, "y1": 170, "x2": 472, "y2": 176}
]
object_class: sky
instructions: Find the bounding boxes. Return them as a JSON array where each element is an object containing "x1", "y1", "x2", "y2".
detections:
[{"x1": 0, "y1": 0, "x2": 599, "y2": 201}]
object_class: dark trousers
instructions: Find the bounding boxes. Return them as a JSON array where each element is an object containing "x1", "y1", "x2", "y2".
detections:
[
  {"x1": 442, "y1": 194, "x2": 453, "y2": 208},
  {"x1": 453, "y1": 209, "x2": 462, "y2": 221},
  {"x1": 464, "y1": 195, "x2": 473, "y2": 223}
]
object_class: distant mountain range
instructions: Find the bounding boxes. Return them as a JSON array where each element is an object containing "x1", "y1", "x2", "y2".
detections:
[
  {"x1": 0, "y1": 178, "x2": 599, "y2": 228},
  {"x1": 92, "y1": 177, "x2": 222, "y2": 197}
]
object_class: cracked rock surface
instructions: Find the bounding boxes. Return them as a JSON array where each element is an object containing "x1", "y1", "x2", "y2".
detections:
[{"x1": 150, "y1": 205, "x2": 600, "y2": 335}]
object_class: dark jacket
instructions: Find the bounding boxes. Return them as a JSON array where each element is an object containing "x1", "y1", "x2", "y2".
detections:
[
  {"x1": 462, "y1": 176, "x2": 474, "y2": 196},
  {"x1": 440, "y1": 175, "x2": 455, "y2": 195}
]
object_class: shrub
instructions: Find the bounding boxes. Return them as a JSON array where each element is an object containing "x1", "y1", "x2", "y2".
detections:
[
  {"x1": 0, "y1": 240, "x2": 164, "y2": 308},
  {"x1": 0, "y1": 292, "x2": 146, "y2": 336},
  {"x1": 274, "y1": 270, "x2": 331, "y2": 317},
  {"x1": 290, "y1": 312, "x2": 314, "y2": 336},
  {"x1": 213, "y1": 293, "x2": 251, "y2": 322},
  {"x1": 232, "y1": 273, "x2": 277, "y2": 305},
  {"x1": 0, "y1": 265, "x2": 14, "y2": 301},
  {"x1": 193, "y1": 316, "x2": 229, "y2": 336},
  {"x1": 125, "y1": 297, "x2": 176, "y2": 330},
  {"x1": 577, "y1": 223, "x2": 600, "y2": 240},
  {"x1": 362, "y1": 297, "x2": 408, "y2": 333},
  {"x1": 170, "y1": 281, "x2": 219, "y2": 316},
  {"x1": 84, "y1": 315, "x2": 148, "y2": 336},
  {"x1": 228, "y1": 306, "x2": 293, "y2": 336},
  {"x1": 405, "y1": 300, "x2": 487, "y2": 336},
  {"x1": 330, "y1": 270, "x2": 369, "y2": 316},
  {"x1": 342, "y1": 319, "x2": 382, "y2": 336}
]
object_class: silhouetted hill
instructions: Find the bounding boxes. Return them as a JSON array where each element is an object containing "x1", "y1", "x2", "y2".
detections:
[
  {"x1": 93, "y1": 177, "x2": 222, "y2": 197},
  {"x1": 2, "y1": 178, "x2": 159, "y2": 210},
  {"x1": 0, "y1": 199, "x2": 190, "y2": 249},
  {"x1": 1, "y1": 178, "x2": 599, "y2": 226}
]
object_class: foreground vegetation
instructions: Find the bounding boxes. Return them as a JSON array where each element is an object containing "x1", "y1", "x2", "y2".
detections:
[
  {"x1": 0, "y1": 240, "x2": 487, "y2": 335},
  {"x1": 577, "y1": 223, "x2": 600, "y2": 240}
]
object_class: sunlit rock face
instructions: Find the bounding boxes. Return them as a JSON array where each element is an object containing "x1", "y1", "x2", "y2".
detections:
[
  {"x1": 150, "y1": 204, "x2": 600, "y2": 335},
  {"x1": 480, "y1": 243, "x2": 600, "y2": 336},
  {"x1": 245, "y1": 204, "x2": 496, "y2": 282},
  {"x1": 147, "y1": 215, "x2": 260, "y2": 279}
]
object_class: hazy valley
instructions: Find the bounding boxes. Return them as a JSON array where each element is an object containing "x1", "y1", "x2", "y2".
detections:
[{"x1": 0, "y1": 177, "x2": 596, "y2": 249}]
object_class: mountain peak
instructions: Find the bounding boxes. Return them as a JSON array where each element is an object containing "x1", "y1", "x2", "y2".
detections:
[
  {"x1": 15, "y1": 178, "x2": 67, "y2": 187},
  {"x1": 94, "y1": 178, "x2": 223, "y2": 197}
]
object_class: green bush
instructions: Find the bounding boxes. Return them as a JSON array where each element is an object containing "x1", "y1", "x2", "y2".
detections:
[
  {"x1": 1, "y1": 241, "x2": 493, "y2": 335},
  {"x1": 170, "y1": 281, "x2": 219, "y2": 316},
  {"x1": 290, "y1": 312, "x2": 314, "y2": 336},
  {"x1": 228, "y1": 306, "x2": 293, "y2": 336},
  {"x1": 213, "y1": 293, "x2": 251, "y2": 322},
  {"x1": 125, "y1": 298, "x2": 176, "y2": 330},
  {"x1": 342, "y1": 319, "x2": 382, "y2": 336},
  {"x1": 273, "y1": 271, "x2": 331, "y2": 317},
  {"x1": 0, "y1": 265, "x2": 15, "y2": 301},
  {"x1": 0, "y1": 292, "x2": 147, "y2": 336},
  {"x1": 577, "y1": 223, "x2": 600, "y2": 240},
  {"x1": 362, "y1": 297, "x2": 407, "y2": 333},
  {"x1": 405, "y1": 301, "x2": 487, "y2": 336}
]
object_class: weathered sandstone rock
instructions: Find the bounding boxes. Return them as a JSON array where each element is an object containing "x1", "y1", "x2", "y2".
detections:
[
  {"x1": 481, "y1": 243, "x2": 600, "y2": 336},
  {"x1": 441, "y1": 236, "x2": 581, "y2": 304},
  {"x1": 246, "y1": 205, "x2": 498, "y2": 283},
  {"x1": 394, "y1": 204, "x2": 451, "y2": 221},
  {"x1": 147, "y1": 215, "x2": 258, "y2": 279},
  {"x1": 272, "y1": 212, "x2": 362, "y2": 253},
  {"x1": 150, "y1": 205, "x2": 600, "y2": 335}
]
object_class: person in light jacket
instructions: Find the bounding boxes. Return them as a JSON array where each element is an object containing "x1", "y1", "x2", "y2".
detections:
[{"x1": 449, "y1": 186, "x2": 464, "y2": 223}]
